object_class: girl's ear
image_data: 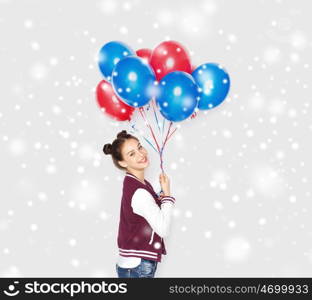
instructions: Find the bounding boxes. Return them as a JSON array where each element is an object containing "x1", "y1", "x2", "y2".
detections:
[{"x1": 118, "y1": 160, "x2": 127, "y2": 168}]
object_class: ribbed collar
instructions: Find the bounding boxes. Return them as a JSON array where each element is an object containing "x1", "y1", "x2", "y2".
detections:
[{"x1": 125, "y1": 171, "x2": 147, "y2": 185}]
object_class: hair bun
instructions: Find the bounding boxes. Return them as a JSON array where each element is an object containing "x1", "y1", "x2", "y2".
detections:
[
  {"x1": 103, "y1": 143, "x2": 112, "y2": 155},
  {"x1": 117, "y1": 130, "x2": 128, "y2": 139}
]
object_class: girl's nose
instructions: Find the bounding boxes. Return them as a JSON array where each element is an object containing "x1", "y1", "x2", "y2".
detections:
[{"x1": 138, "y1": 151, "x2": 145, "y2": 158}]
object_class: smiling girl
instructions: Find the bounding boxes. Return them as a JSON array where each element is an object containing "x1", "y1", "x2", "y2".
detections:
[{"x1": 103, "y1": 130, "x2": 176, "y2": 278}]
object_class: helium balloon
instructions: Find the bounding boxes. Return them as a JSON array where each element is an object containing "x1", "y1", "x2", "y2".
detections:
[
  {"x1": 96, "y1": 80, "x2": 134, "y2": 121},
  {"x1": 192, "y1": 63, "x2": 230, "y2": 110},
  {"x1": 156, "y1": 71, "x2": 198, "y2": 122},
  {"x1": 150, "y1": 40, "x2": 192, "y2": 81},
  {"x1": 98, "y1": 41, "x2": 135, "y2": 81},
  {"x1": 136, "y1": 48, "x2": 152, "y2": 64},
  {"x1": 112, "y1": 56, "x2": 157, "y2": 107}
]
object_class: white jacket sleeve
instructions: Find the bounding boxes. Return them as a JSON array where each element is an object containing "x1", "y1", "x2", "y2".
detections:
[{"x1": 131, "y1": 188, "x2": 176, "y2": 238}]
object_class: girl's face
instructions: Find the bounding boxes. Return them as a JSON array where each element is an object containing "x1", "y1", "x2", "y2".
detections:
[{"x1": 119, "y1": 138, "x2": 149, "y2": 171}]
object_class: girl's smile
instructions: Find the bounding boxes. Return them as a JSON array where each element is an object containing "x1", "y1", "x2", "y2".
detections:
[{"x1": 139, "y1": 156, "x2": 148, "y2": 164}]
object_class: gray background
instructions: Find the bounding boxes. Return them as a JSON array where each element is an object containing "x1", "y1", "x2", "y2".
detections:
[{"x1": 0, "y1": 0, "x2": 311, "y2": 277}]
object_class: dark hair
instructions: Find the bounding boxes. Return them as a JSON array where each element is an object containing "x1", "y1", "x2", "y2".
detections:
[{"x1": 103, "y1": 130, "x2": 139, "y2": 170}]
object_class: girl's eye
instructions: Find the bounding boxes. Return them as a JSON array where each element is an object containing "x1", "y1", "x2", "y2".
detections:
[
  {"x1": 130, "y1": 153, "x2": 134, "y2": 157},
  {"x1": 138, "y1": 145, "x2": 142, "y2": 149}
]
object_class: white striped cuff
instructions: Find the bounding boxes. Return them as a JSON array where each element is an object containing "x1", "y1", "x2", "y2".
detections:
[
  {"x1": 119, "y1": 248, "x2": 158, "y2": 259},
  {"x1": 160, "y1": 196, "x2": 175, "y2": 205}
]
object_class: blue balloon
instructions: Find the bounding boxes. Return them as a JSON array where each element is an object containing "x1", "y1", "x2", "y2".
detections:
[
  {"x1": 98, "y1": 41, "x2": 135, "y2": 81},
  {"x1": 112, "y1": 56, "x2": 156, "y2": 107},
  {"x1": 192, "y1": 63, "x2": 230, "y2": 110},
  {"x1": 156, "y1": 71, "x2": 199, "y2": 122}
]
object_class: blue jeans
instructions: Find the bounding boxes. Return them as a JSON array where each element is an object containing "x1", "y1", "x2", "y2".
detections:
[{"x1": 116, "y1": 258, "x2": 158, "y2": 278}]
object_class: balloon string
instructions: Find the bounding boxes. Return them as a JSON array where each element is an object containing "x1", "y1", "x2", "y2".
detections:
[
  {"x1": 136, "y1": 109, "x2": 178, "y2": 174},
  {"x1": 161, "y1": 118, "x2": 165, "y2": 138},
  {"x1": 128, "y1": 121, "x2": 159, "y2": 154},
  {"x1": 160, "y1": 150, "x2": 164, "y2": 173},
  {"x1": 151, "y1": 98, "x2": 161, "y2": 134},
  {"x1": 162, "y1": 121, "x2": 173, "y2": 148},
  {"x1": 151, "y1": 98, "x2": 167, "y2": 170},
  {"x1": 142, "y1": 136, "x2": 159, "y2": 154},
  {"x1": 139, "y1": 107, "x2": 161, "y2": 153},
  {"x1": 166, "y1": 126, "x2": 177, "y2": 143},
  {"x1": 139, "y1": 107, "x2": 168, "y2": 173},
  {"x1": 158, "y1": 121, "x2": 172, "y2": 173}
]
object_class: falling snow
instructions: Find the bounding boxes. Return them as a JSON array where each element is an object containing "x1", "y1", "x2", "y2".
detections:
[{"x1": 0, "y1": 0, "x2": 311, "y2": 278}]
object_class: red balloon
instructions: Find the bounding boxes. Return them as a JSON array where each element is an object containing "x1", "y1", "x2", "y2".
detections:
[
  {"x1": 96, "y1": 80, "x2": 134, "y2": 121},
  {"x1": 150, "y1": 40, "x2": 192, "y2": 81},
  {"x1": 136, "y1": 48, "x2": 152, "y2": 64}
]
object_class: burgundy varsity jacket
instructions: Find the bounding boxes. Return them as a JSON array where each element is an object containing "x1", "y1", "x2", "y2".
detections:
[{"x1": 117, "y1": 172, "x2": 175, "y2": 263}]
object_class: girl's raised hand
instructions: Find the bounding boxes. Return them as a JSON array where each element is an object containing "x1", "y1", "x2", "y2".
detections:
[{"x1": 159, "y1": 172, "x2": 170, "y2": 196}]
